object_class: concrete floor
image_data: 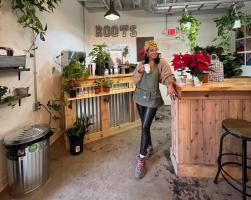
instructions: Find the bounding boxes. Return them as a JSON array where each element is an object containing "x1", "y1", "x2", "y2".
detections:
[{"x1": 0, "y1": 106, "x2": 242, "y2": 200}]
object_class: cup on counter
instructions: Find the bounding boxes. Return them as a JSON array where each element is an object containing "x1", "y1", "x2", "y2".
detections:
[{"x1": 144, "y1": 64, "x2": 151, "y2": 74}]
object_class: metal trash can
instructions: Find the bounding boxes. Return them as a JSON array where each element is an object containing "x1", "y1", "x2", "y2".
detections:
[{"x1": 3, "y1": 124, "x2": 53, "y2": 197}]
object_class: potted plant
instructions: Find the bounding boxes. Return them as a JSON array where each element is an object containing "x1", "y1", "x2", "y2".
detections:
[
  {"x1": 102, "y1": 78, "x2": 113, "y2": 92},
  {"x1": 62, "y1": 59, "x2": 90, "y2": 98},
  {"x1": 88, "y1": 44, "x2": 111, "y2": 76},
  {"x1": 66, "y1": 116, "x2": 93, "y2": 155},
  {"x1": 176, "y1": 12, "x2": 201, "y2": 50},
  {"x1": 0, "y1": 86, "x2": 8, "y2": 101},
  {"x1": 220, "y1": 53, "x2": 242, "y2": 78},
  {"x1": 93, "y1": 80, "x2": 101, "y2": 94},
  {"x1": 214, "y1": 9, "x2": 251, "y2": 51}
]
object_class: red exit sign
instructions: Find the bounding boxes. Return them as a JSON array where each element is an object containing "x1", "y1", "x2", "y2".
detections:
[{"x1": 167, "y1": 28, "x2": 177, "y2": 36}]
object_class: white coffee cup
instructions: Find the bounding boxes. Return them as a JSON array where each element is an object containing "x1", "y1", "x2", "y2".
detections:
[{"x1": 144, "y1": 64, "x2": 151, "y2": 73}]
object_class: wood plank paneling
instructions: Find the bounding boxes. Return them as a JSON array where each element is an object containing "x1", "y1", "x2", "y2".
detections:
[
  {"x1": 190, "y1": 100, "x2": 204, "y2": 164},
  {"x1": 178, "y1": 100, "x2": 191, "y2": 164}
]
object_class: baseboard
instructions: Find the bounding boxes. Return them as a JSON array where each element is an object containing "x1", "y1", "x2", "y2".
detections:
[
  {"x1": 0, "y1": 176, "x2": 8, "y2": 193},
  {"x1": 172, "y1": 163, "x2": 251, "y2": 179}
]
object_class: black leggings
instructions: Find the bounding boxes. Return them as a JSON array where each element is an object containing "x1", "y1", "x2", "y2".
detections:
[{"x1": 136, "y1": 104, "x2": 158, "y2": 156}]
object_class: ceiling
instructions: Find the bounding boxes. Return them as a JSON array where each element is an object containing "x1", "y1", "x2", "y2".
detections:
[{"x1": 79, "y1": 0, "x2": 251, "y2": 15}]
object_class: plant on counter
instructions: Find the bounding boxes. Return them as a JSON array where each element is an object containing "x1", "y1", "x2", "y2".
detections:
[
  {"x1": 63, "y1": 59, "x2": 90, "y2": 88},
  {"x1": 176, "y1": 12, "x2": 201, "y2": 50},
  {"x1": 220, "y1": 53, "x2": 242, "y2": 78},
  {"x1": 214, "y1": 9, "x2": 251, "y2": 51},
  {"x1": 88, "y1": 44, "x2": 111, "y2": 76},
  {"x1": 102, "y1": 78, "x2": 113, "y2": 93},
  {"x1": 93, "y1": 80, "x2": 101, "y2": 94},
  {"x1": 0, "y1": 86, "x2": 8, "y2": 101},
  {"x1": 172, "y1": 51, "x2": 211, "y2": 76},
  {"x1": 67, "y1": 116, "x2": 93, "y2": 155},
  {"x1": 6, "y1": 0, "x2": 61, "y2": 51}
]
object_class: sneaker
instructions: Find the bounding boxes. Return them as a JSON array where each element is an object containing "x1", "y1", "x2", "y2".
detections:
[
  {"x1": 134, "y1": 156, "x2": 146, "y2": 179},
  {"x1": 146, "y1": 146, "x2": 153, "y2": 159}
]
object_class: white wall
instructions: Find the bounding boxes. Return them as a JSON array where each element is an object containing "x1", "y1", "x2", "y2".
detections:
[
  {"x1": 85, "y1": 10, "x2": 225, "y2": 104},
  {"x1": 0, "y1": 0, "x2": 85, "y2": 191}
]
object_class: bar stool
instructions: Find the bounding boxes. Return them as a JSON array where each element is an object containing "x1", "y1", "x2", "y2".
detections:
[{"x1": 214, "y1": 118, "x2": 251, "y2": 200}]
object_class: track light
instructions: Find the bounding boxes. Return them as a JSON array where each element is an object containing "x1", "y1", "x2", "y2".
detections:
[{"x1": 104, "y1": 0, "x2": 120, "y2": 21}]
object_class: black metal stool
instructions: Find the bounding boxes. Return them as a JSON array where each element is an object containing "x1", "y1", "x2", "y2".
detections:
[{"x1": 214, "y1": 118, "x2": 251, "y2": 200}]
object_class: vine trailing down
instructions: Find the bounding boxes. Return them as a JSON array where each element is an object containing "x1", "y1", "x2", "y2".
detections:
[
  {"x1": 176, "y1": 12, "x2": 201, "y2": 51},
  {"x1": 8, "y1": 0, "x2": 62, "y2": 51},
  {"x1": 214, "y1": 9, "x2": 251, "y2": 52}
]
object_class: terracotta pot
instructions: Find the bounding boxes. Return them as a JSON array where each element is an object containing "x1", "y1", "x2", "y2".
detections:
[
  {"x1": 202, "y1": 73, "x2": 209, "y2": 83},
  {"x1": 103, "y1": 86, "x2": 110, "y2": 93},
  {"x1": 94, "y1": 87, "x2": 101, "y2": 94},
  {"x1": 67, "y1": 80, "x2": 77, "y2": 88}
]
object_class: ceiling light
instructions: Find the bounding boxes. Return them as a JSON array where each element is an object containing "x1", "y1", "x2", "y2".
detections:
[{"x1": 104, "y1": 0, "x2": 120, "y2": 21}]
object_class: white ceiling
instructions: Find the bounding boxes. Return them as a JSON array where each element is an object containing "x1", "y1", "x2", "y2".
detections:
[{"x1": 79, "y1": 0, "x2": 251, "y2": 15}]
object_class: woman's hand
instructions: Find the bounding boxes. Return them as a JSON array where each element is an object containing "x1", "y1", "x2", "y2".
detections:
[
  {"x1": 137, "y1": 63, "x2": 145, "y2": 74},
  {"x1": 167, "y1": 82, "x2": 178, "y2": 101}
]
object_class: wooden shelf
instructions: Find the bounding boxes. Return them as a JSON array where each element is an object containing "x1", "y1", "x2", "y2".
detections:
[
  {"x1": 0, "y1": 94, "x2": 31, "y2": 106},
  {"x1": 0, "y1": 68, "x2": 30, "y2": 80},
  {"x1": 67, "y1": 87, "x2": 135, "y2": 101}
]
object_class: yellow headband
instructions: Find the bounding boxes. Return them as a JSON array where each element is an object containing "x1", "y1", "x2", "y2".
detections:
[{"x1": 144, "y1": 40, "x2": 158, "y2": 51}]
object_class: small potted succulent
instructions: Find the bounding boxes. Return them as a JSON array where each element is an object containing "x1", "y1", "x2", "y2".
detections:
[
  {"x1": 0, "y1": 86, "x2": 8, "y2": 101},
  {"x1": 66, "y1": 116, "x2": 93, "y2": 155},
  {"x1": 93, "y1": 80, "x2": 101, "y2": 94},
  {"x1": 102, "y1": 78, "x2": 113, "y2": 93}
]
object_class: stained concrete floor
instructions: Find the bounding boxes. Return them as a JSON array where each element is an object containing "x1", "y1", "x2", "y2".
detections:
[{"x1": 0, "y1": 106, "x2": 243, "y2": 200}]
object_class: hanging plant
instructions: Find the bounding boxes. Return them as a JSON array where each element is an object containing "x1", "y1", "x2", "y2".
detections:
[
  {"x1": 7, "y1": 0, "x2": 61, "y2": 51},
  {"x1": 214, "y1": 9, "x2": 251, "y2": 52},
  {"x1": 176, "y1": 12, "x2": 201, "y2": 51}
]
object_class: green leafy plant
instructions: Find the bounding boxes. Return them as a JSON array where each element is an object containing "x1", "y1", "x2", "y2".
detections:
[
  {"x1": 67, "y1": 116, "x2": 93, "y2": 139},
  {"x1": 0, "y1": 86, "x2": 8, "y2": 100},
  {"x1": 220, "y1": 53, "x2": 242, "y2": 78},
  {"x1": 93, "y1": 80, "x2": 101, "y2": 88},
  {"x1": 63, "y1": 59, "x2": 90, "y2": 81},
  {"x1": 176, "y1": 12, "x2": 201, "y2": 50},
  {"x1": 102, "y1": 78, "x2": 113, "y2": 88},
  {"x1": 88, "y1": 44, "x2": 111, "y2": 75},
  {"x1": 47, "y1": 99, "x2": 61, "y2": 120},
  {"x1": 214, "y1": 9, "x2": 251, "y2": 51},
  {"x1": 8, "y1": 0, "x2": 61, "y2": 51}
]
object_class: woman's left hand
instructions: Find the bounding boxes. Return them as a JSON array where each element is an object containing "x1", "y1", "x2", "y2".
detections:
[{"x1": 167, "y1": 82, "x2": 178, "y2": 101}]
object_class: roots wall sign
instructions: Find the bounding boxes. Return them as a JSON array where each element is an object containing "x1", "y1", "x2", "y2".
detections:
[{"x1": 95, "y1": 25, "x2": 137, "y2": 37}]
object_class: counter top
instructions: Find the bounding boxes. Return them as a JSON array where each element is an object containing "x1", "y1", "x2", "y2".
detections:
[
  {"x1": 86, "y1": 74, "x2": 133, "y2": 80},
  {"x1": 176, "y1": 78, "x2": 251, "y2": 92}
]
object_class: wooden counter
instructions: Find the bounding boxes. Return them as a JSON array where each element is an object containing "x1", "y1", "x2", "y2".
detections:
[{"x1": 171, "y1": 78, "x2": 251, "y2": 178}]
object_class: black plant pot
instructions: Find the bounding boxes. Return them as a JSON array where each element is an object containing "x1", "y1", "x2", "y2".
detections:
[
  {"x1": 69, "y1": 136, "x2": 84, "y2": 155},
  {"x1": 69, "y1": 88, "x2": 77, "y2": 98},
  {"x1": 95, "y1": 66, "x2": 105, "y2": 76}
]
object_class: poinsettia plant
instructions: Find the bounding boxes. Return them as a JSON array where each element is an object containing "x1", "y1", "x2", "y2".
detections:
[{"x1": 172, "y1": 51, "x2": 211, "y2": 75}]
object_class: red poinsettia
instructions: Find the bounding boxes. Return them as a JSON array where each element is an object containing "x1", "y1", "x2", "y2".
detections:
[{"x1": 171, "y1": 51, "x2": 211, "y2": 75}]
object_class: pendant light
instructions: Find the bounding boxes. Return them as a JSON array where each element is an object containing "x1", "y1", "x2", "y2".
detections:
[
  {"x1": 232, "y1": 4, "x2": 241, "y2": 30},
  {"x1": 104, "y1": 0, "x2": 120, "y2": 21},
  {"x1": 183, "y1": 7, "x2": 191, "y2": 30}
]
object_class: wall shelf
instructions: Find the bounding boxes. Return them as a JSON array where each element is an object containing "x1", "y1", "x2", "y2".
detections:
[
  {"x1": 0, "y1": 68, "x2": 30, "y2": 80},
  {"x1": 0, "y1": 94, "x2": 31, "y2": 106}
]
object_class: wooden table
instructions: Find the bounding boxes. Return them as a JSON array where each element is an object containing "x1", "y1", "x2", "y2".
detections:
[{"x1": 171, "y1": 78, "x2": 251, "y2": 178}]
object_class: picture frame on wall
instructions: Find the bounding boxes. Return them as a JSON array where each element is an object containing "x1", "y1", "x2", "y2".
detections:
[{"x1": 136, "y1": 36, "x2": 154, "y2": 62}]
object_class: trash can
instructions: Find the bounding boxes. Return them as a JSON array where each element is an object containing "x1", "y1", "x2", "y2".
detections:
[{"x1": 3, "y1": 124, "x2": 53, "y2": 197}]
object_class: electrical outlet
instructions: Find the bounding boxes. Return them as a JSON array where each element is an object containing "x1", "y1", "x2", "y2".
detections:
[{"x1": 33, "y1": 101, "x2": 41, "y2": 111}]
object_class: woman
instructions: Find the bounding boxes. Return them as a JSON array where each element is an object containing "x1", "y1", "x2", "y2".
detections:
[{"x1": 132, "y1": 40, "x2": 177, "y2": 179}]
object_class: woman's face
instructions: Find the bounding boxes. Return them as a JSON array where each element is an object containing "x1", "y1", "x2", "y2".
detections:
[{"x1": 147, "y1": 47, "x2": 159, "y2": 60}]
